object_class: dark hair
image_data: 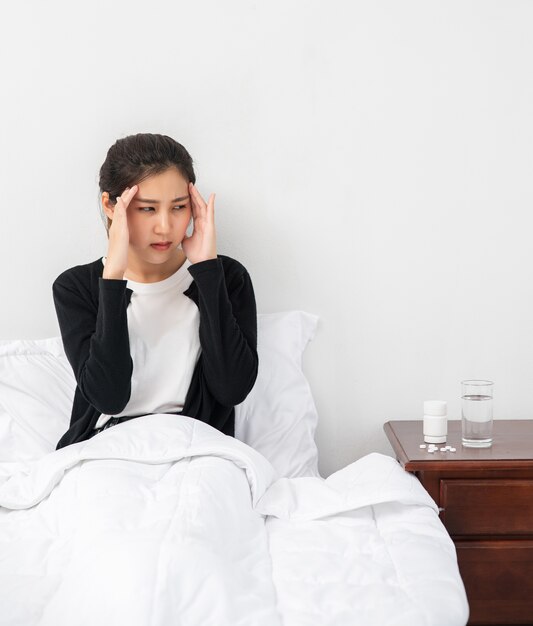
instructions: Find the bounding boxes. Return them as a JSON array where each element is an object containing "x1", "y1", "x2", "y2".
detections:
[{"x1": 98, "y1": 133, "x2": 196, "y2": 236}]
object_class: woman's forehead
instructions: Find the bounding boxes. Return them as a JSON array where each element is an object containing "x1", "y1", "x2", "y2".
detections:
[{"x1": 135, "y1": 168, "x2": 189, "y2": 199}]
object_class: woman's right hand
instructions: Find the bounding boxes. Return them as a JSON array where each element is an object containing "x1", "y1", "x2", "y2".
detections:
[{"x1": 103, "y1": 185, "x2": 138, "y2": 279}]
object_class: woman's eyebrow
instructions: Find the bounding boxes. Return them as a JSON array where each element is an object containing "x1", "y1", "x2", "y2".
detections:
[{"x1": 134, "y1": 196, "x2": 189, "y2": 203}]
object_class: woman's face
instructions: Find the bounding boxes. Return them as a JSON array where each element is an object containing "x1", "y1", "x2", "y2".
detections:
[{"x1": 123, "y1": 167, "x2": 192, "y2": 265}]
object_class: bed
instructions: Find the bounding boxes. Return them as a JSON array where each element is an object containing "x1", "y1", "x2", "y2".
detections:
[{"x1": 0, "y1": 311, "x2": 469, "y2": 625}]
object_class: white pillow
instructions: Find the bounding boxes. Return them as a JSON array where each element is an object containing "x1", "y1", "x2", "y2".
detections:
[
  {"x1": 0, "y1": 311, "x2": 321, "y2": 477},
  {"x1": 235, "y1": 311, "x2": 321, "y2": 478},
  {"x1": 0, "y1": 337, "x2": 73, "y2": 461}
]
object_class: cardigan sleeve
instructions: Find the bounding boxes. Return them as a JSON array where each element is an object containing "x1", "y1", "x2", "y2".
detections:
[
  {"x1": 52, "y1": 274, "x2": 133, "y2": 415},
  {"x1": 187, "y1": 257, "x2": 259, "y2": 407}
]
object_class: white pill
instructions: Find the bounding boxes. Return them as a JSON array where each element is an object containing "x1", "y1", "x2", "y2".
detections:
[
  {"x1": 419, "y1": 444, "x2": 427, "y2": 448},
  {"x1": 440, "y1": 447, "x2": 447, "y2": 451},
  {"x1": 450, "y1": 447, "x2": 456, "y2": 452},
  {"x1": 428, "y1": 449, "x2": 435, "y2": 453}
]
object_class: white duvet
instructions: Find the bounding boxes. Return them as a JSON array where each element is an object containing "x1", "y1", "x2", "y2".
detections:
[{"x1": 0, "y1": 414, "x2": 469, "y2": 626}]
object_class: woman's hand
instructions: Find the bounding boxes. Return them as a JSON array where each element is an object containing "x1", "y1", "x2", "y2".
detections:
[
  {"x1": 181, "y1": 182, "x2": 217, "y2": 265},
  {"x1": 103, "y1": 185, "x2": 138, "y2": 279}
]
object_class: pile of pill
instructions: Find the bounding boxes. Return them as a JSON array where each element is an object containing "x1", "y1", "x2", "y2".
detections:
[{"x1": 419, "y1": 444, "x2": 456, "y2": 453}]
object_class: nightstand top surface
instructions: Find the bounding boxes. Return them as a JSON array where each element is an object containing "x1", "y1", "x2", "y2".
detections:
[{"x1": 384, "y1": 419, "x2": 533, "y2": 470}]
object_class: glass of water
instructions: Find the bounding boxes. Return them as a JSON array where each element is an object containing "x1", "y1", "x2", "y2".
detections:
[{"x1": 461, "y1": 380, "x2": 494, "y2": 448}]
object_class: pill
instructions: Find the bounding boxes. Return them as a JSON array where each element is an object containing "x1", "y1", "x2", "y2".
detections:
[
  {"x1": 450, "y1": 447, "x2": 456, "y2": 452},
  {"x1": 440, "y1": 447, "x2": 447, "y2": 451},
  {"x1": 428, "y1": 449, "x2": 435, "y2": 453},
  {"x1": 419, "y1": 444, "x2": 427, "y2": 448}
]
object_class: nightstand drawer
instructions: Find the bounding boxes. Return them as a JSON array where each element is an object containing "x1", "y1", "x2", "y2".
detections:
[
  {"x1": 456, "y1": 540, "x2": 533, "y2": 625},
  {"x1": 441, "y1": 479, "x2": 533, "y2": 535}
]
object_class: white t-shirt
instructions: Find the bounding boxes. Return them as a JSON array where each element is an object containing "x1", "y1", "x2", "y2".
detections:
[{"x1": 94, "y1": 256, "x2": 201, "y2": 429}]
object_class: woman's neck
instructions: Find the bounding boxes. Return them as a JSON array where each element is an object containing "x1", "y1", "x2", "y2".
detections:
[{"x1": 123, "y1": 249, "x2": 187, "y2": 283}]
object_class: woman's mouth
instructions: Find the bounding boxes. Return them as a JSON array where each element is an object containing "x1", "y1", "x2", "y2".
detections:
[{"x1": 151, "y1": 242, "x2": 172, "y2": 251}]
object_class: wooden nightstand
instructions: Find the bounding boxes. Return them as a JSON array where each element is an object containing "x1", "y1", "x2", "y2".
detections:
[{"x1": 384, "y1": 419, "x2": 533, "y2": 626}]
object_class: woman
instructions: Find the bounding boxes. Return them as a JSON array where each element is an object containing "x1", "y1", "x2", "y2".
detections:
[{"x1": 53, "y1": 133, "x2": 258, "y2": 449}]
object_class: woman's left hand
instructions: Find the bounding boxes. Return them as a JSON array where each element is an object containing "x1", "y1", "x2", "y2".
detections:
[{"x1": 181, "y1": 182, "x2": 218, "y2": 264}]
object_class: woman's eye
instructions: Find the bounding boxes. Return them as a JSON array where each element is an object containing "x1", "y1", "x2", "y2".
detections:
[{"x1": 139, "y1": 206, "x2": 186, "y2": 212}]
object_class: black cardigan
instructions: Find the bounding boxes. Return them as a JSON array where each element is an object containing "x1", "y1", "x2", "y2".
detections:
[{"x1": 52, "y1": 254, "x2": 258, "y2": 450}]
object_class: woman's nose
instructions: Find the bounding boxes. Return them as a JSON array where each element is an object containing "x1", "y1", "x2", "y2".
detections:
[{"x1": 154, "y1": 212, "x2": 170, "y2": 232}]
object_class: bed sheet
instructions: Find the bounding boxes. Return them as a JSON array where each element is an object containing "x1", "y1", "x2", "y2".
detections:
[{"x1": 0, "y1": 414, "x2": 468, "y2": 626}]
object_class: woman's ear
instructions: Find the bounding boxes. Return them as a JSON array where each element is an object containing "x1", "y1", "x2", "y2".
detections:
[{"x1": 101, "y1": 191, "x2": 116, "y2": 221}]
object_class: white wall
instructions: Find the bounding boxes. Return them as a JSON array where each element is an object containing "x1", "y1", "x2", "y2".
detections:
[{"x1": 1, "y1": 1, "x2": 532, "y2": 477}]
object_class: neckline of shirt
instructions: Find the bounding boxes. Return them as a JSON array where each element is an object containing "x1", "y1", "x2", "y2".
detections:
[{"x1": 101, "y1": 256, "x2": 192, "y2": 294}]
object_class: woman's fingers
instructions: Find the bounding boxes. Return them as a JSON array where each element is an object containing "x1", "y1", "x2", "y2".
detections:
[
  {"x1": 207, "y1": 193, "x2": 215, "y2": 216},
  {"x1": 105, "y1": 186, "x2": 136, "y2": 277},
  {"x1": 189, "y1": 183, "x2": 215, "y2": 220},
  {"x1": 190, "y1": 182, "x2": 208, "y2": 213},
  {"x1": 189, "y1": 184, "x2": 199, "y2": 219},
  {"x1": 117, "y1": 185, "x2": 137, "y2": 205}
]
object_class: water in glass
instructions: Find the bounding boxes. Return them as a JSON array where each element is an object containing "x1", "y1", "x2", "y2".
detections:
[{"x1": 461, "y1": 393, "x2": 493, "y2": 447}]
